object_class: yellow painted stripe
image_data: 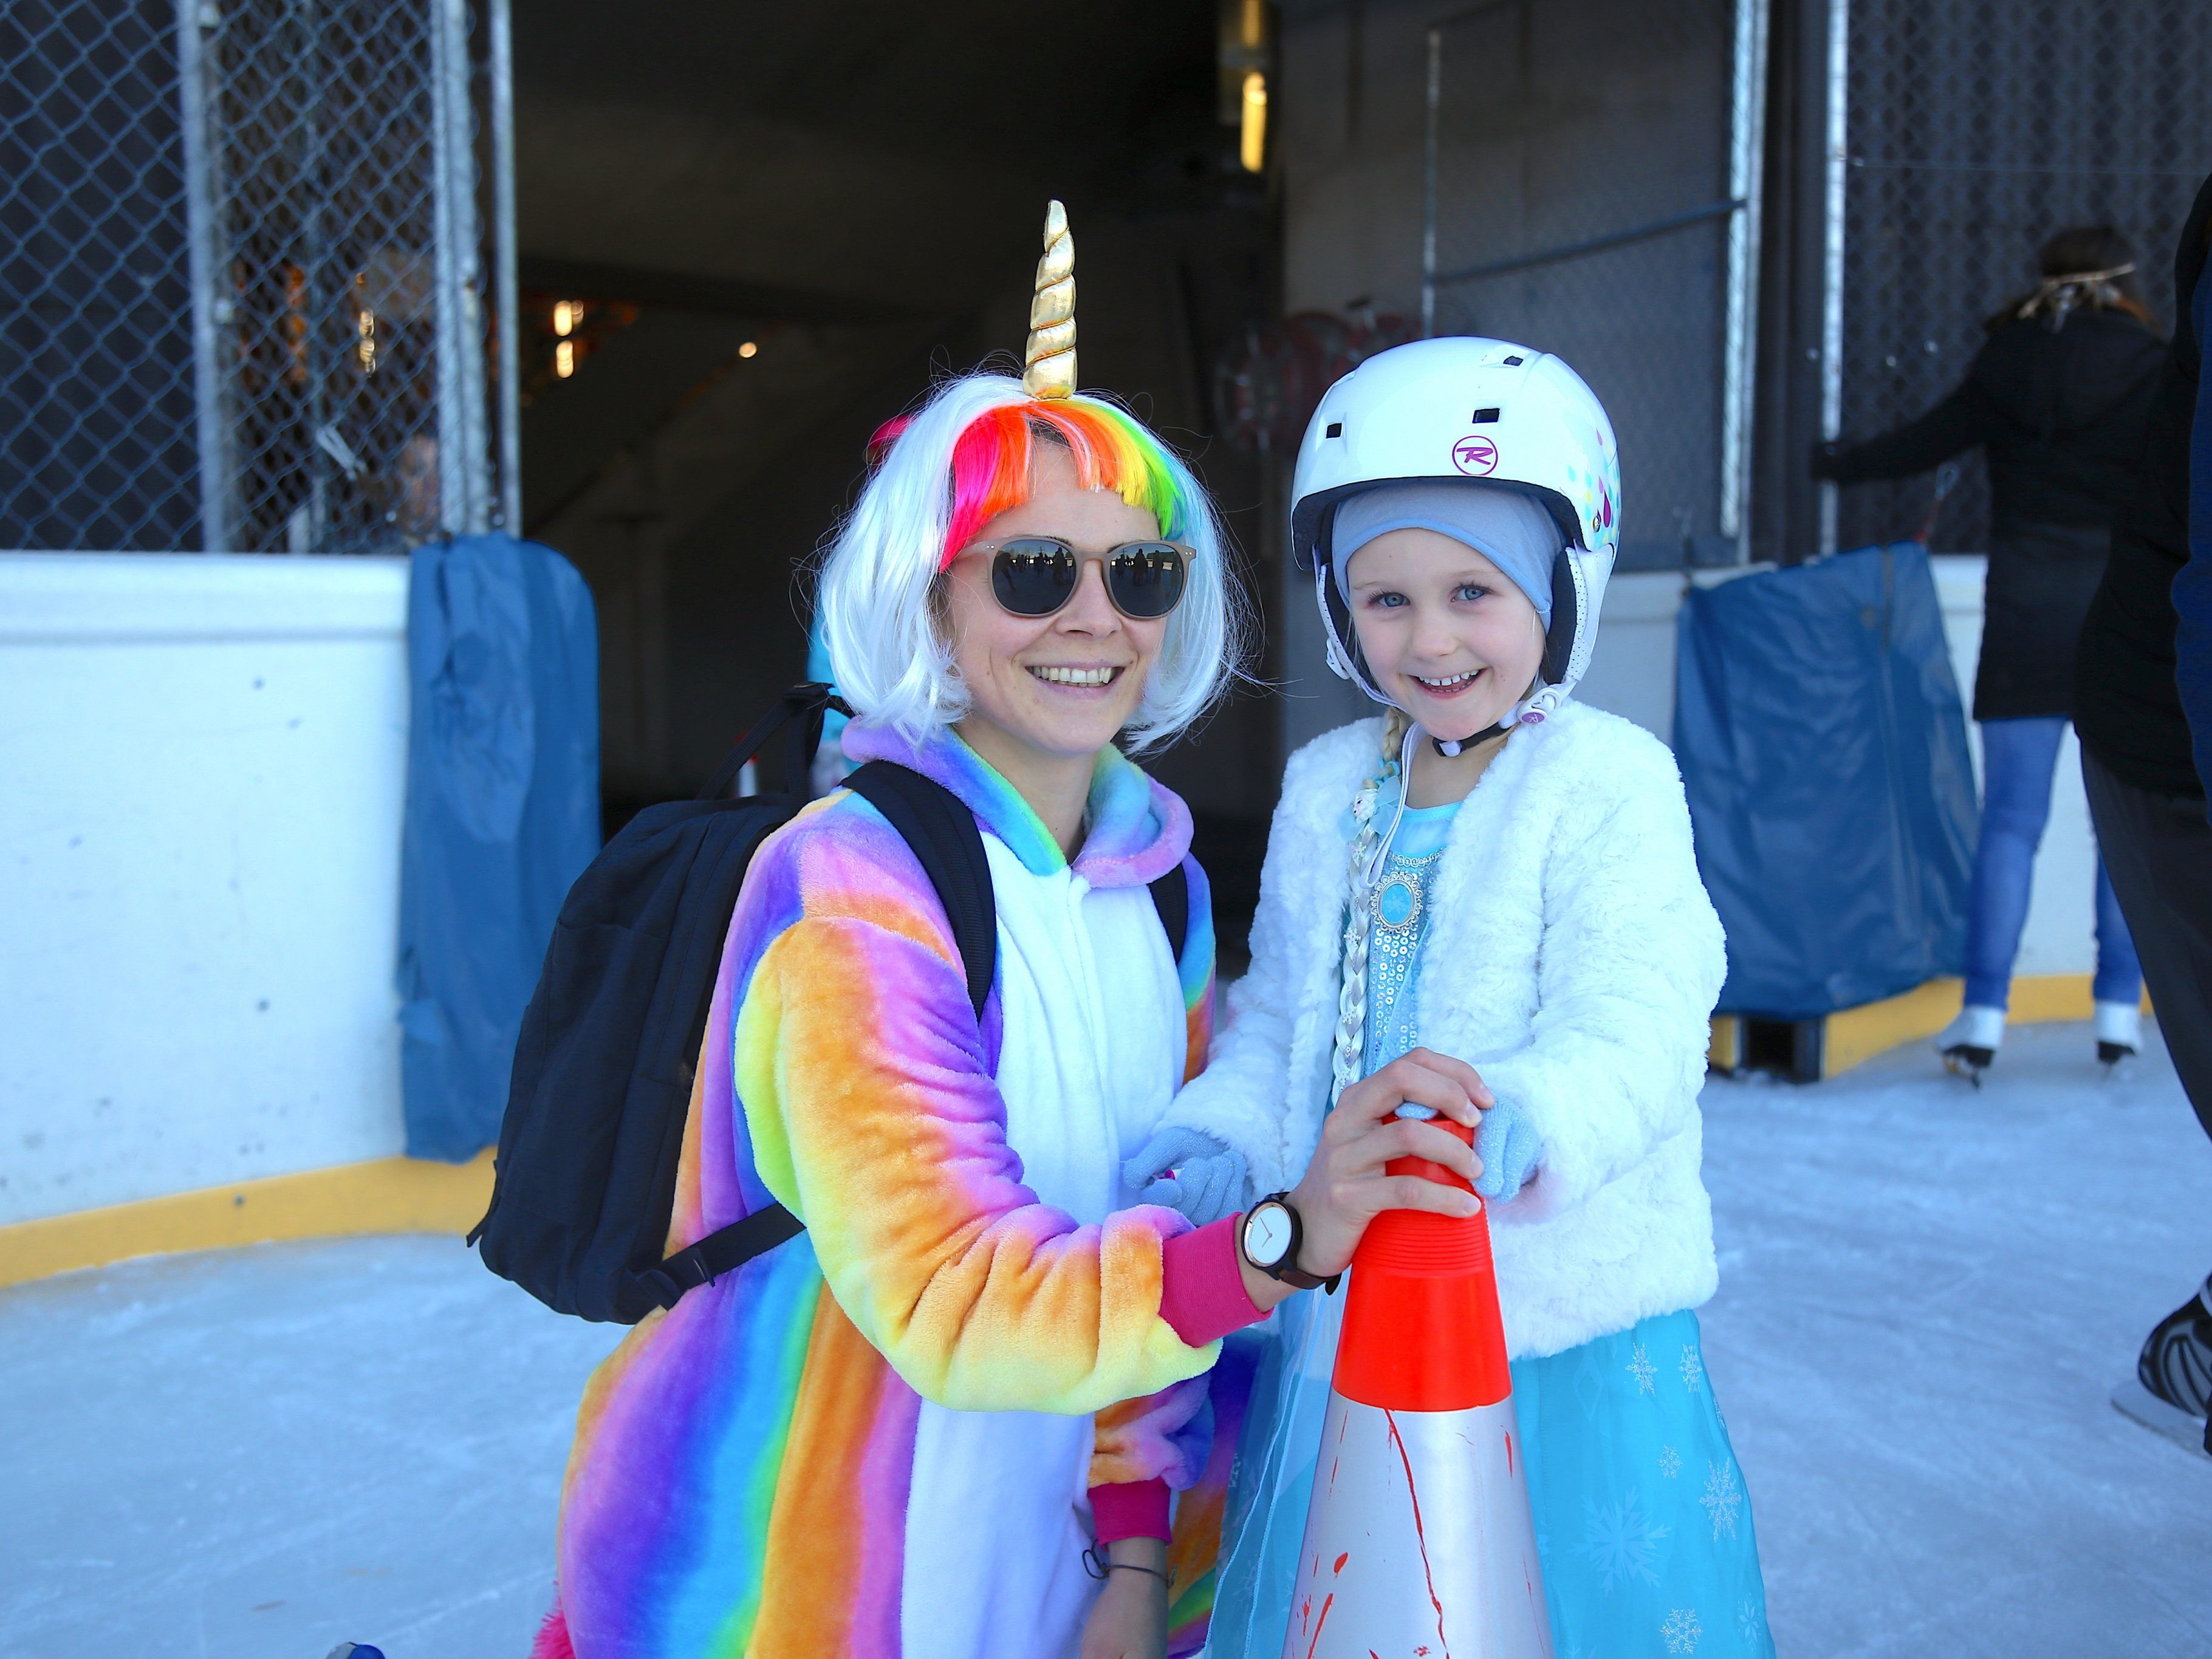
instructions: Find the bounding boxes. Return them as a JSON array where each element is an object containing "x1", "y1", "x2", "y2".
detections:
[
  {"x1": 0, "y1": 1150, "x2": 495, "y2": 1290},
  {"x1": 1713, "y1": 974, "x2": 2150, "y2": 1082},
  {"x1": 1708, "y1": 1014, "x2": 1742, "y2": 1072},
  {"x1": 1819, "y1": 979, "x2": 1968, "y2": 1078}
]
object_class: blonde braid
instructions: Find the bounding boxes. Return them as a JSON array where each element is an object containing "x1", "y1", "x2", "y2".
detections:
[{"x1": 1329, "y1": 710, "x2": 1411, "y2": 1102}]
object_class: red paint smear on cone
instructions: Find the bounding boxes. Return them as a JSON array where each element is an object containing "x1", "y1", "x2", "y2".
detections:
[
  {"x1": 1334, "y1": 1553, "x2": 1349, "y2": 1575},
  {"x1": 1303, "y1": 1592, "x2": 1336, "y2": 1659},
  {"x1": 1385, "y1": 1409, "x2": 1453, "y2": 1658}
]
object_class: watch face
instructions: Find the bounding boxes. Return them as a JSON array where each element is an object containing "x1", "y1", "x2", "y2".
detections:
[{"x1": 1244, "y1": 1203, "x2": 1293, "y2": 1268}]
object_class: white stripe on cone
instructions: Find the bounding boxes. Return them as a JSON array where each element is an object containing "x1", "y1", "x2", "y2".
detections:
[{"x1": 1282, "y1": 1394, "x2": 1552, "y2": 1659}]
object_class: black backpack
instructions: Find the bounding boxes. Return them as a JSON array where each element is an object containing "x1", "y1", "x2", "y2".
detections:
[{"x1": 470, "y1": 683, "x2": 1190, "y2": 1324}]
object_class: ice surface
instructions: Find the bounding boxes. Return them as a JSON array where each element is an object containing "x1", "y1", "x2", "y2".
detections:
[
  {"x1": 2, "y1": 1020, "x2": 2208, "y2": 1658},
  {"x1": 0, "y1": 1233, "x2": 621, "y2": 1658},
  {"x1": 1699, "y1": 1020, "x2": 2212, "y2": 1656}
]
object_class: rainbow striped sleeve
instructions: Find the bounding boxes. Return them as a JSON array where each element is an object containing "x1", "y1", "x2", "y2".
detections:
[{"x1": 732, "y1": 800, "x2": 1221, "y2": 1417}]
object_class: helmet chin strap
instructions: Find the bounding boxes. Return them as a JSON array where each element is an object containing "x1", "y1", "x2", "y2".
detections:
[
  {"x1": 1430, "y1": 723, "x2": 1508, "y2": 758},
  {"x1": 1428, "y1": 676, "x2": 1543, "y2": 756}
]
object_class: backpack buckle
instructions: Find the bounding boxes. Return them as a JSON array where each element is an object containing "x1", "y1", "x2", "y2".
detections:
[
  {"x1": 636, "y1": 1248, "x2": 712, "y2": 1311},
  {"x1": 662, "y1": 1242, "x2": 719, "y2": 1296}
]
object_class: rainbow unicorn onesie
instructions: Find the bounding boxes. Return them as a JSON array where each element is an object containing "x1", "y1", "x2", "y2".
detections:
[{"x1": 538, "y1": 718, "x2": 1256, "y2": 1659}]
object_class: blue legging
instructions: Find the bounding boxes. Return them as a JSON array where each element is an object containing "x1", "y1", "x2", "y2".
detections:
[{"x1": 1964, "y1": 717, "x2": 2142, "y2": 1010}]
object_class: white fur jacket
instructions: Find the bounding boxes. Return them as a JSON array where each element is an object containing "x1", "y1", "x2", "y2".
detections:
[{"x1": 1161, "y1": 703, "x2": 1728, "y2": 1361}]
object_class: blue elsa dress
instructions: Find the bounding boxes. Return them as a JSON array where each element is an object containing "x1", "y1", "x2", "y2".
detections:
[{"x1": 1204, "y1": 778, "x2": 1778, "y2": 1659}]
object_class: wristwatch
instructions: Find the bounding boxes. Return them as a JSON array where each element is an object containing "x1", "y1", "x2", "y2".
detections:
[{"x1": 1240, "y1": 1192, "x2": 1338, "y2": 1291}]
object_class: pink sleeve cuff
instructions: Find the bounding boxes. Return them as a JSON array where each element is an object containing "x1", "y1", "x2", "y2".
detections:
[
  {"x1": 1089, "y1": 1477, "x2": 1173, "y2": 1544},
  {"x1": 1159, "y1": 1214, "x2": 1265, "y2": 1348}
]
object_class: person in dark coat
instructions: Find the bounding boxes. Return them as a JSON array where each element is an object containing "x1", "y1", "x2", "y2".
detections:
[
  {"x1": 1814, "y1": 226, "x2": 2157, "y2": 1077},
  {"x1": 2074, "y1": 179, "x2": 2212, "y2": 1458}
]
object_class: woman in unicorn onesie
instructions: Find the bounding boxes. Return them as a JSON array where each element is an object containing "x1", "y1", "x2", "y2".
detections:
[
  {"x1": 1149, "y1": 337, "x2": 1779, "y2": 1658},
  {"x1": 534, "y1": 208, "x2": 1493, "y2": 1659}
]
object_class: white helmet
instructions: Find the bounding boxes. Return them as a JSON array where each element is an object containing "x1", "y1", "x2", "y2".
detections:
[{"x1": 1290, "y1": 335, "x2": 1621, "y2": 732}]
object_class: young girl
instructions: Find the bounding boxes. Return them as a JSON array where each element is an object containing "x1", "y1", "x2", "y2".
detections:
[{"x1": 1141, "y1": 338, "x2": 1778, "y2": 1658}]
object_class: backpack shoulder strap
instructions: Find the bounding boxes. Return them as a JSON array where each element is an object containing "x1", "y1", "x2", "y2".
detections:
[
  {"x1": 1148, "y1": 861, "x2": 1190, "y2": 963},
  {"x1": 843, "y1": 760, "x2": 998, "y2": 1018},
  {"x1": 649, "y1": 759, "x2": 998, "y2": 1307}
]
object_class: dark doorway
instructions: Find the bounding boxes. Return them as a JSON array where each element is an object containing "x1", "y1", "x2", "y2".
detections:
[{"x1": 513, "y1": 1, "x2": 1284, "y2": 959}]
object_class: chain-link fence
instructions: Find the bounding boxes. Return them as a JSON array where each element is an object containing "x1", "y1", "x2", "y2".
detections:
[
  {"x1": 0, "y1": 0, "x2": 514, "y2": 554},
  {"x1": 1834, "y1": 0, "x2": 2212, "y2": 555},
  {"x1": 1422, "y1": 0, "x2": 1763, "y2": 569},
  {"x1": 1, "y1": 3, "x2": 197, "y2": 550}
]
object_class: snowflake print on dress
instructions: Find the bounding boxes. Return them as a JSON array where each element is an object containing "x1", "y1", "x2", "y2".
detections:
[
  {"x1": 1700, "y1": 1460, "x2": 1743, "y2": 1542},
  {"x1": 1627, "y1": 1343, "x2": 1657, "y2": 1395},
  {"x1": 1679, "y1": 1344, "x2": 1705, "y2": 1394},
  {"x1": 1658, "y1": 1443, "x2": 1682, "y2": 1479},
  {"x1": 1738, "y1": 1596, "x2": 1768, "y2": 1646},
  {"x1": 1661, "y1": 1607, "x2": 1702, "y2": 1654},
  {"x1": 1575, "y1": 1489, "x2": 1671, "y2": 1592}
]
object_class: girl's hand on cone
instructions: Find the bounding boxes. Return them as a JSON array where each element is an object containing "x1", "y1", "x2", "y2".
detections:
[{"x1": 1287, "y1": 1049, "x2": 1488, "y2": 1284}]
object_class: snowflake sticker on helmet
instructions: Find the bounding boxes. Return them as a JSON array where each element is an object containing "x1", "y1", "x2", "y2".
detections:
[{"x1": 1451, "y1": 434, "x2": 1500, "y2": 475}]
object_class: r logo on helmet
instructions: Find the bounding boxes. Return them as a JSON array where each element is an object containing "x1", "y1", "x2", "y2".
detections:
[{"x1": 1451, "y1": 435, "x2": 1499, "y2": 476}]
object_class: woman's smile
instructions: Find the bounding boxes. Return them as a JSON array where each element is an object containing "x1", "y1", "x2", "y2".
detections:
[{"x1": 1027, "y1": 662, "x2": 1127, "y2": 691}]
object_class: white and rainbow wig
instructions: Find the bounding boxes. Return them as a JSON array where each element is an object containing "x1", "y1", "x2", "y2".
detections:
[{"x1": 817, "y1": 371, "x2": 1247, "y2": 753}]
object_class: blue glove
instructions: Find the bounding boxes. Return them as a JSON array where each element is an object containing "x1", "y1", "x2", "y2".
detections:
[
  {"x1": 1123, "y1": 1127, "x2": 1251, "y2": 1228},
  {"x1": 1473, "y1": 1096, "x2": 1541, "y2": 1203}
]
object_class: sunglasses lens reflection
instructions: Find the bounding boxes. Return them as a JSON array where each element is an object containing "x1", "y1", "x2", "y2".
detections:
[
  {"x1": 1107, "y1": 544, "x2": 1186, "y2": 619},
  {"x1": 990, "y1": 539, "x2": 1081, "y2": 617}
]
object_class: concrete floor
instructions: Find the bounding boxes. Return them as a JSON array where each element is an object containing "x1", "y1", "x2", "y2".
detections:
[{"x1": 3, "y1": 1018, "x2": 2208, "y2": 1658}]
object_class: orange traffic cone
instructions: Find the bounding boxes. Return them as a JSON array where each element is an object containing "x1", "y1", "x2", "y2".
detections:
[{"x1": 1281, "y1": 1116, "x2": 1553, "y2": 1659}]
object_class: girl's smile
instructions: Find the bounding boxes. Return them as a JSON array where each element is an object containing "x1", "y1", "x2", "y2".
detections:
[{"x1": 1409, "y1": 667, "x2": 1488, "y2": 697}]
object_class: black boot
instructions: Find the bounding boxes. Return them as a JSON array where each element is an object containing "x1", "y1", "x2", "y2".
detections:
[
  {"x1": 2138, "y1": 1278, "x2": 2212, "y2": 1418},
  {"x1": 2113, "y1": 1276, "x2": 2212, "y2": 1455}
]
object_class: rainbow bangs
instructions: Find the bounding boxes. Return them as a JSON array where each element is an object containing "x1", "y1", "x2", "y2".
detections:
[{"x1": 874, "y1": 397, "x2": 1197, "y2": 570}]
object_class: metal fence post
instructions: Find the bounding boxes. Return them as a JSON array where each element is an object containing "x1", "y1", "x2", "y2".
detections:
[
  {"x1": 488, "y1": 0, "x2": 521, "y2": 536},
  {"x1": 430, "y1": 0, "x2": 491, "y2": 538},
  {"x1": 1818, "y1": 0, "x2": 1849, "y2": 557},
  {"x1": 1420, "y1": 26, "x2": 1441, "y2": 341},
  {"x1": 1721, "y1": 0, "x2": 1770, "y2": 558},
  {"x1": 174, "y1": 0, "x2": 232, "y2": 553}
]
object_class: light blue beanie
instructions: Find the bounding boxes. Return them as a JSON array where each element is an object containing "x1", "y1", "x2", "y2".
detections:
[{"x1": 1331, "y1": 481, "x2": 1563, "y2": 624}]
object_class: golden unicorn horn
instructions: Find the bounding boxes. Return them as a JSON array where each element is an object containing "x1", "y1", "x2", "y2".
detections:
[{"x1": 1023, "y1": 200, "x2": 1076, "y2": 399}]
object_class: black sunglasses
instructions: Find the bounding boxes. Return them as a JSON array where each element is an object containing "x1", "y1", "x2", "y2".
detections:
[{"x1": 970, "y1": 536, "x2": 1191, "y2": 621}]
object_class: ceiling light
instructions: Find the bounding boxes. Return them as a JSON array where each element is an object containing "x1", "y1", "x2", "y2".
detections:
[
  {"x1": 555, "y1": 339, "x2": 575, "y2": 378},
  {"x1": 738, "y1": 340, "x2": 758, "y2": 358},
  {"x1": 1241, "y1": 70, "x2": 1268, "y2": 173}
]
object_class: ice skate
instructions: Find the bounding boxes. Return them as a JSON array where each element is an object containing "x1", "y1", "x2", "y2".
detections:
[
  {"x1": 2111, "y1": 1278, "x2": 2212, "y2": 1459},
  {"x1": 2094, "y1": 999, "x2": 2142, "y2": 1071},
  {"x1": 1934, "y1": 1004, "x2": 2004, "y2": 1085}
]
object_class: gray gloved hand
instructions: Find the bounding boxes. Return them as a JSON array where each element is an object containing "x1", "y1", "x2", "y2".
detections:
[
  {"x1": 1473, "y1": 1095, "x2": 1541, "y2": 1203},
  {"x1": 1123, "y1": 1126, "x2": 1251, "y2": 1228}
]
